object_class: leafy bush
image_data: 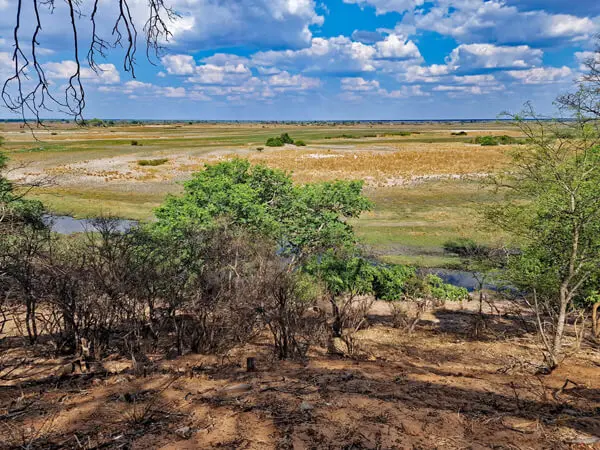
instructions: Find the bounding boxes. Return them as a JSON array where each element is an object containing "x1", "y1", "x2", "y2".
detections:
[
  {"x1": 266, "y1": 137, "x2": 284, "y2": 147},
  {"x1": 87, "y1": 118, "x2": 104, "y2": 127},
  {"x1": 474, "y1": 135, "x2": 519, "y2": 146},
  {"x1": 373, "y1": 265, "x2": 416, "y2": 301},
  {"x1": 497, "y1": 135, "x2": 518, "y2": 144},
  {"x1": 137, "y1": 158, "x2": 169, "y2": 167},
  {"x1": 426, "y1": 275, "x2": 469, "y2": 302},
  {"x1": 295, "y1": 140, "x2": 306, "y2": 147},
  {"x1": 280, "y1": 133, "x2": 294, "y2": 144},
  {"x1": 474, "y1": 136, "x2": 499, "y2": 146},
  {"x1": 266, "y1": 133, "x2": 295, "y2": 147}
]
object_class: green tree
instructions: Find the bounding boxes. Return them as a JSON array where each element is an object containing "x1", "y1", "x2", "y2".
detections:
[
  {"x1": 154, "y1": 159, "x2": 371, "y2": 257},
  {"x1": 486, "y1": 111, "x2": 600, "y2": 368}
]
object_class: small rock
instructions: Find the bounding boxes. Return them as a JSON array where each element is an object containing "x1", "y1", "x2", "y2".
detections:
[
  {"x1": 401, "y1": 419, "x2": 422, "y2": 436},
  {"x1": 300, "y1": 401, "x2": 314, "y2": 412},
  {"x1": 175, "y1": 426, "x2": 192, "y2": 439}
]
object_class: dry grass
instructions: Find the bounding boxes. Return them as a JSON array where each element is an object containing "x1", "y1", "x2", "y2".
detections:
[{"x1": 242, "y1": 143, "x2": 511, "y2": 184}]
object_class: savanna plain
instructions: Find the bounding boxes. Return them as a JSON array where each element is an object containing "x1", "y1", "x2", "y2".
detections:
[{"x1": 1, "y1": 121, "x2": 599, "y2": 449}]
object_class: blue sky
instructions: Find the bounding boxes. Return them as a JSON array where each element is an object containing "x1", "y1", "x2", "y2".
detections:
[{"x1": 0, "y1": 0, "x2": 599, "y2": 120}]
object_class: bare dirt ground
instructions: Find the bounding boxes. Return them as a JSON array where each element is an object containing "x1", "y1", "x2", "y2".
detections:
[{"x1": 1, "y1": 300, "x2": 599, "y2": 449}]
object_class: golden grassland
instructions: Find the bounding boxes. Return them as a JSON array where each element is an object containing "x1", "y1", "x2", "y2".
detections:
[{"x1": 243, "y1": 144, "x2": 509, "y2": 184}]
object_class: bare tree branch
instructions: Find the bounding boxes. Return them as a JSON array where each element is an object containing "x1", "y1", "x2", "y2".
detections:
[{"x1": 2, "y1": 0, "x2": 178, "y2": 125}]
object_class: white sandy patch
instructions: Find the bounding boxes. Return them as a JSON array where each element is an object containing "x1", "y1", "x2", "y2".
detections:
[{"x1": 304, "y1": 153, "x2": 344, "y2": 159}]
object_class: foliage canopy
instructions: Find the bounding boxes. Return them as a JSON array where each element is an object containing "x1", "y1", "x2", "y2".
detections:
[{"x1": 155, "y1": 159, "x2": 372, "y2": 256}]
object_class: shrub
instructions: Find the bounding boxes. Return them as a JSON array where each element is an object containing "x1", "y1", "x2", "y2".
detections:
[
  {"x1": 474, "y1": 136, "x2": 499, "y2": 146},
  {"x1": 497, "y1": 135, "x2": 518, "y2": 144},
  {"x1": 426, "y1": 275, "x2": 469, "y2": 302},
  {"x1": 474, "y1": 135, "x2": 519, "y2": 146},
  {"x1": 88, "y1": 118, "x2": 104, "y2": 127},
  {"x1": 295, "y1": 140, "x2": 306, "y2": 147},
  {"x1": 280, "y1": 133, "x2": 294, "y2": 144},
  {"x1": 266, "y1": 133, "x2": 296, "y2": 146},
  {"x1": 259, "y1": 271, "x2": 327, "y2": 359},
  {"x1": 266, "y1": 137, "x2": 284, "y2": 147},
  {"x1": 373, "y1": 265, "x2": 415, "y2": 301},
  {"x1": 137, "y1": 158, "x2": 169, "y2": 166}
]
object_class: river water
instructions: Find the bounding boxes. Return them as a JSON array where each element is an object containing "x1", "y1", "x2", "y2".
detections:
[
  {"x1": 44, "y1": 214, "x2": 488, "y2": 291},
  {"x1": 43, "y1": 215, "x2": 138, "y2": 234}
]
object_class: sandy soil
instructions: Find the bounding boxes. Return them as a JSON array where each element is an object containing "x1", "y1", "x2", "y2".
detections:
[{"x1": 1, "y1": 300, "x2": 599, "y2": 449}]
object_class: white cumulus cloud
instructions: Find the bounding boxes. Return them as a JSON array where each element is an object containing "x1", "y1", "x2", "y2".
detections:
[
  {"x1": 161, "y1": 55, "x2": 196, "y2": 75},
  {"x1": 156, "y1": 0, "x2": 324, "y2": 50},
  {"x1": 506, "y1": 66, "x2": 572, "y2": 84},
  {"x1": 397, "y1": 0, "x2": 599, "y2": 46},
  {"x1": 446, "y1": 44, "x2": 543, "y2": 72},
  {"x1": 341, "y1": 77, "x2": 380, "y2": 91},
  {"x1": 267, "y1": 71, "x2": 321, "y2": 90},
  {"x1": 374, "y1": 34, "x2": 421, "y2": 60},
  {"x1": 43, "y1": 61, "x2": 120, "y2": 84},
  {"x1": 343, "y1": 0, "x2": 424, "y2": 15}
]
